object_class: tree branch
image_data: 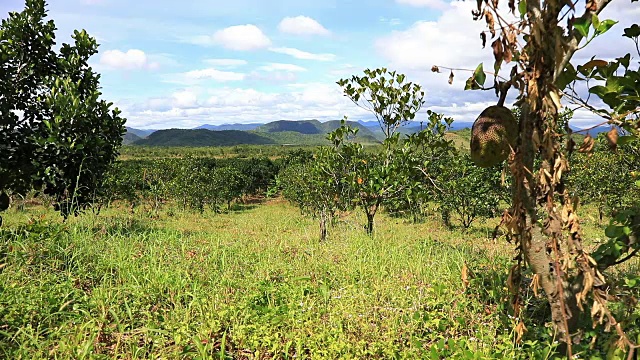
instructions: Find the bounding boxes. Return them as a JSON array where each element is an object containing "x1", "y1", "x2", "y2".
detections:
[{"x1": 552, "y1": 0, "x2": 613, "y2": 83}]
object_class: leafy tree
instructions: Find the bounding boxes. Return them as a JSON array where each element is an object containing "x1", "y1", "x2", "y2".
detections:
[
  {"x1": 212, "y1": 166, "x2": 247, "y2": 212},
  {"x1": 433, "y1": 0, "x2": 640, "y2": 355},
  {"x1": 280, "y1": 121, "x2": 358, "y2": 241},
  {"x1": 337, "y1": 68, "x2": 425, "y2": 140},
  {"x1": 0, "y1": 0, "x2": 126, "y2": 223},
  {"x1": 568, "y1": 138, "x2": 640, "y2": 222},
  {"x1": 336, "y1": 69, "x2": 455, "y2": 235},
  {"x1": 435, "y1": 153, "x2": 507, "y2": 229}
]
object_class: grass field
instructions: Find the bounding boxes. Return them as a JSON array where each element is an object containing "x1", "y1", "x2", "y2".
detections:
[{"x1": 0, "y1": 197, "x2": 629, "y2": 359}]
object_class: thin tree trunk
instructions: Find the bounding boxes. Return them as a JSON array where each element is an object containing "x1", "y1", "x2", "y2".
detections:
[
  {"x1": 365, "y1": 201, "x2": 379, "y2": 236},
  {"x1": 320, "y1": 208, "x2": 327, "y2": 242}
]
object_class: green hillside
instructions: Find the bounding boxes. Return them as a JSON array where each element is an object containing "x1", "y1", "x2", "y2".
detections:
[
  {"x1": 122, "y1": 132, "x2": 141, "y2": 145},
  {"x1": 256, "y1": 119, "x2": 380, "y2": 140},
  {"x1": 129, "y1": 120, "x2": 383, "y2": 147},
  {"x1": 254, "y1": 130, "x2": 380, "y2": 145},
  {"x1": 125, "y1": 127, "x2": 155, "y2": 138},
  {"x1": 256, "y1": 120, "x2": 323, "y2": 134},
  {"x1": 134, "y1": 129, "x2": 276, "y2": 147}
]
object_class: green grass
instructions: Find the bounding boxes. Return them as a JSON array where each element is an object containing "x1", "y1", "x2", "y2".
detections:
[{"x1": 0, "y1": 199, "x2": 629, "y2": 359}]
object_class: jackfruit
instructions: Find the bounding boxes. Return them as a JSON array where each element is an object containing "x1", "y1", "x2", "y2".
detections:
[{"x1": 470, "y1": 105, "x2": 518, "y2": 168}]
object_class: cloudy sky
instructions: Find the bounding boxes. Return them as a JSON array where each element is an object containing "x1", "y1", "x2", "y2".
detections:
[{"x1": 1, "y1": 0, "x2": 638, "y2": 129}]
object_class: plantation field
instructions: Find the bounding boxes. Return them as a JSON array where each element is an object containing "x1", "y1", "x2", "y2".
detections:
[{"x1": 1, "y1": 196, "x2": 624, "y2": 359}]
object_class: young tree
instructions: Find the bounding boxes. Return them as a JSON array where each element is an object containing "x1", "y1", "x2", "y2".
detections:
[
  {"x1": 435, "y1": 153, "x2": 507, "y2": 229},
  {"x1": 433, "y1": 0, "x2": 640, "y2": 355},
  {"x1": 280, "y1": 120, "x2": 358, "y2": 241},
  {"x1": 337, "y1": 69, "x2": 455, "y2": 235},
  {"x1": 0, "y1": 0, "x2": 126, "y2": 223}
]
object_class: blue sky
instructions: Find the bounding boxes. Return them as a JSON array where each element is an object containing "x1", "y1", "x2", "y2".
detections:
[{"x1": 2, "y1": 0, "x2": 638, "y2": 128}]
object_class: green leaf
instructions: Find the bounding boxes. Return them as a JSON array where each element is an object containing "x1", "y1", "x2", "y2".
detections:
[
  {"x1": 591, "y1": 14, "x2": 600, "y2": 30},
  {"x1": 573, "y1": 17, "x2": 590, "y2": 38},
  {"x1": 623, "y1": 24, "x2": 640, "y2": 38},
  {"x1": 595, "y1": 19, "x2": 618, "y2": 35},
  {"x1": 618, "y1": 135, "x2": 635, "y2": 145},
  {"x1": 605, "y1": 225, "x2": 625, "y2": 238},
  {"x1": 555, "y1": 64, "x2": 577, "y2": 90},
  {"x1": 474, "y1": 63, "x2": 486, "y2": 86},
  {"x1": 518, "y1": 0, "x2": 526, "y2": 18}
]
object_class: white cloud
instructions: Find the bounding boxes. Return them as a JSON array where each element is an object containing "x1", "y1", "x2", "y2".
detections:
[
  {"x1": 119, "y1": 84, "x2": 373, "y2": 129},
  {"x1": 396, "y1": 0, "x2": 448, "y2": 10},
  {"x1": 269, "y1": 47, "x2": 336, "y2": 61},
  {"x1": 258, "y1": 63, "x2": 307, "y2": 72},
  {"x1": 375, "y1": 2, "x2": 491, "y2": 72},
  {"x1": 183, "y1": 68, "x2": 246, "y2": 82},
  {"x1": 278, "y1": 16, "x2": 331, "y2": 36},
  {"x1": 171, "y1": 89, "x2": 199, "y2": 109},
  {"x1": 203, "y1": 58, "x2": 248, "y2": 68},
  {"x1": 194, "y1": 24, "x2": 271, "y2": 51},
  {"x1": 99, "y1": 49, "x2": 159, "y2": 70},
  {"x1": 375, "y1": 0, "x2": 640, "y2": 127}
]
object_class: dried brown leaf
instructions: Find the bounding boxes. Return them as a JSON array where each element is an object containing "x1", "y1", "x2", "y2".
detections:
[
  {"x1": 448, "y1": 70, "x2": 454, "y2": 85},
  {"x1": 606, "y1": 127, "x2": 618, "y2": 151},
  {"x1": 531, "y1": 274, "x2": 540, "y2": 297},
  {"x1": 492, "y1": 38, "x2": 504, "y2": 65},
  {"x1": 508, "y1": 0, "x2": 515, "y2": 13},
  {"x1": 515, "y1": 321, "x2": 527, "y2": 343},
  {"x1": 431, "y1": 65, "x2": 440, "y2": 73},
  {"x1": 461, "y1": 263, "x2": 470, "y2": 288},
  {"x1": 485, "y1": 10, "x2": 496, "y2": 37},
  {"x1": 506, "y1": 264, "x2": 520, "y2": 295},
  {"x1": 578, "y1": 134, "x2": 595, "y2": 154},
  {"x1": 481, "y1": 32, "x2": 487, "y2": 48},
  {"x1": 582, "y1": 59, "x2": 609, "y2": 70},
  {"x1": 503, "y1": 37, "x2": 513, "y2": 63}
]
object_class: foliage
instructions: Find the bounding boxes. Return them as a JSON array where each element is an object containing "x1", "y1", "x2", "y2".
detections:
[
  {"x1": 567, "y1": 137, "x2": 640, "y2": 221},
  {"x1": 0, "y1": 0, "x2": 126, "y2": 222},
  {"x1": 331, "y1": 69, "x2": 457, "y2": 235},
  {"x1": 279, "y1": 120, "x2": 358, "y2": 240},
  {"x1": 435, "y1": 153, "x2": 507, "y2": 229},
  {"x1": 97, "y1": 156, "x2": 280, "y2": 215},
  {"x1": 432, "y1": 0, "x2": 640, "y2": 355},
  {"x1": 337, "y1": 67, "x2": 425, "y2": 139}
]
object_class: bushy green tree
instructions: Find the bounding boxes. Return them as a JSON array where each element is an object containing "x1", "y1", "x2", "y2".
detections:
[
  {"x1": 280, "y1": 121, "x2": 358, "y2": 241},
  {"x1": 0, "y1": 0, "x2": 126, "y2": 223},
  {"x1": 336, "y1": 68, "x2": 456, "y2": 235},
  {"x1": 435, "y1": 153, "x2": 507, "y2": 229}
]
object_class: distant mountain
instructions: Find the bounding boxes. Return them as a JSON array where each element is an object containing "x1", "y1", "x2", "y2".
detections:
[
  {"x1": 256, "y1": 120, "x2": 324, "y2": 134},
  {"x1": 129, "y1": 119, "x2": 383, "y2": 147},
  {"x1": 195, "y1": 123, "x2": 262, "y2": 131},
  {"x1": 134, "y1": 129, "x2": 276, "y2": 147},
  {"x1": 357, "y1": 120, "x2": 380, "y2": 128},
  {"x1": 569, "y1": 125, "x2": 612, "y2": 136},
  {"x1": 122, "y1": 132, "x2": 141, "y2": 145},
  {"x1": 255, "y1": 119, "x2": 381, "y2": 138},
  {"x1": 318, "y1": 120, "x2": 380, "y2": 138},
  {"x1": 126, "y1": 127, "x2": 156, "y2": 138}
]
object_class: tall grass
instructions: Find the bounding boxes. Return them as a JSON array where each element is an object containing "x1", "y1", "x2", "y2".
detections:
[{"x1": 0, "y1": 200, "x2": 620, "y2": 359}]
